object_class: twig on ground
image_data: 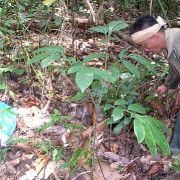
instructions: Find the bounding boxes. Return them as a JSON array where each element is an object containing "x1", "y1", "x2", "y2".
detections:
[
  {"x1": 72, "y1": 171, "x2": 91, "y2": 180},
  {"x1": 85, "y1": 0, "x2": 96, "y2": 22}
]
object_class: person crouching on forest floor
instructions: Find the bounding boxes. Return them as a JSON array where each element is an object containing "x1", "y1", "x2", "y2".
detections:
[{"x1": 130, "y1": 15, "x2": 180, "y2": 153}]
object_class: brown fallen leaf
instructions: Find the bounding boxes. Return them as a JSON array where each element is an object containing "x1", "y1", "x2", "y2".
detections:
[
  {"x1": 82, "y1": 120, "x2": 106, "y2": 139},
  {"x1": 93, "y1": 161, "x2": 136, "y2": 180},
  {"x1": 111, "y1": 143, "x2": 119, "y2": 154},
  {"x1": 148, "y1": 162, "x2": 163, "y2": 176},
  {"x1": 20, "y1": 154, "x2": 50, "y2": 180}
]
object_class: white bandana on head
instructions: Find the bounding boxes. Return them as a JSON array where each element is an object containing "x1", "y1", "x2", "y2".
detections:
[{"x1": 131, "y1": 16, "x2": 166, "y2": 44}]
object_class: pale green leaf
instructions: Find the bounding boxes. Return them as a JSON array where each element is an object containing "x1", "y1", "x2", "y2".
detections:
[
  {"x1": 143, "y1": 116, "x2": 170, "y2": 155},
  {"x1": 41, "y1": 53, "x2": 60, "y2": 68},
  {"x1": 134, "y1": 118, "x2": 145, "y2": 143},
  {"x1": 106, "y1": 118, "x2": 118, "y2": 125},
  {"x1": 108, "y1": 21, "x2": 129, "y2": 37},
  {"x1": 136, "y1": 115, "x2": 170, "y2": 156},
  {"x1": 103, "y1": 104, "x2": 113, "y2": 111},
  {"x1": 144, "y1": 121, "x2": 157, "y2": 155},
  {"x1": 114, "y1": 99, "x2": 128, "y2": 106},
  {"x1": 28, "y1": 53, "x2": 49, "y2": 65},
  {"x1": 124, "y1": 117, "x2": 131, "y2": 125},
  {"x1": 34, "y1": 45, "x2": 64, "y2": 54},
  {"x1": 128, "y1": 103, "x2": 146, "y2": 114},
  {"x1": 89, "y1": 26, "x2": 109, "y2": 35},
  {"x1": 109, "y1": 65, "x2": 121, "y2": 80},
  {"x1": 122, "y1": 60, "x2": 140, "y2": 78},
  {"x1": 128, "y1": 54, "x2": 156, "y2": 74},
  {"x1": 75, "y1": 70, "x2": 94, "y2": 93},
  {"x1": 43, "y1": 0, "x2": 56, "y2": 6},
  {"x1": 83, "y1": 53, "x2": 106, "y2": 62},
  {"x1": 144, "y1": 115, "x2": 166, "y2": 131},
  {"x1": 67, "y1": 63, "x2": 84, "y2": 74},
  {"x1": 112, "y1": 107, "x2": 124, "y2": 121},
  {"x1": 90, "y1": 67, "x2": 116, "y2": 83},
  {"x1": 118, "y1": 48, "x2": 128, "y2": 60}
]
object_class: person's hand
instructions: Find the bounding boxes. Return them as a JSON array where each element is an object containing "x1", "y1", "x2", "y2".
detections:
[{"x1": 155, "y1": 84, "x2": 168, "y2": 95}]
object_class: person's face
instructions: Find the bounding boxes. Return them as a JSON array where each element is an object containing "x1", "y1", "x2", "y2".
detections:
[{"x1": 138, "y1": 33, "x2": 164, "y2": 54}]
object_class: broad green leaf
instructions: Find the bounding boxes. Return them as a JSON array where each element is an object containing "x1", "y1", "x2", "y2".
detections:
[
  {"x1": 128, "y1": 103, "x2": 146, "y2": 114},
  {"x1": 106, "y1": 118, "x2": 119, "y2": 125},
  {"x1": 122, "y1": 60, "x2": 140, "y2": 78},
  {"x1": 41, "y1": 53, "x2": 60, "y2": 68},
  {"x1": 108, "y1": 21, "x2": 129, "y2": 31},
  {"x1": 28, "y1": 53, "x2": 49, "y2": 65},
  {"x1": 128, "y1": 54, "x2": 156, "y2": 74},
  {"x1": 113, "y1": 121, "x2": 124, "y2": 134},
  {"x1": 118, "y1": 48, "x2": 128, "y2": 60},
  {"x1": 90, "y1": 67, "x2": 116, "y2": 83},
  {"x1": 83, "y1": 53, "x2": 106, "y2": 62},
  {"x1": 114, "y1": 99, "x2": 128, "y2": 106},
  {"x1": 34, "y1": 45, "x2": 64, "y2": 54},
  {"x1": 134, "y1": 118, "x2": 145, "y2": 143},
  {"x1": 108, "y1": 21, "x2": 129, "y2": 37},
  {"x1": 0, "y1": 26, "x2": 14, "y2": 34},
  {"x1": 103, "y1": 104, "x2": 113, "y2": 111},
  {"x1": 144, "y1": 121, "x2": 157, "y2": 155},
  {"x1": 112, "y1": 107, "x2": 124, "y2": 121},
  {"x1": 75, "y1": 70, "x2": 94, "y2": 93},
  {"x1": 143, "y1": 116, "x2": 170, "y2": 155},
  {"x1": 135, "y1": 115, "x2": 170, "y2": 156},
  {"x1": 144, "y1": 115, "x2": 166, "y2": 131},
  {"x1": 109, "y1": 65, "x2": 121, "y2": 80},
  {"x1": 67, "y1": 92, "x2": 85, "y2": 102},
  {"x1": 124, "y1": 117, "x2": 131, "y2": 125},
  {"x1": 67, "y1": 63, "x2": 84, "y2": 74},
  {"x1": 89, "y1": 26, "x2": 109, "y2": 35}
]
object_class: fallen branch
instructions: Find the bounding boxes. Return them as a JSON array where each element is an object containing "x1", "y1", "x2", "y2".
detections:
[
  {"x1": 112, "y1": 31, "x2": 135, "y2": 47},
  {"x1": 85, "y1": 0, "x2": 96, "y2": 22}
]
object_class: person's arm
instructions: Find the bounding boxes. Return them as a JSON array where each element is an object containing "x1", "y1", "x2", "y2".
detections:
[
  {"x1": 164, "y1": 66, "x2": 180, "y2": 89},
  {"x1": 156, "y1": 66, "x2": 180, "y2": 95}
]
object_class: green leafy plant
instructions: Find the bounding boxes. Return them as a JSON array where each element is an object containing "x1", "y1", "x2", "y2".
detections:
[
  {"x1": 34, "y1": 140, "x2": 63, "y2": 161},
  {"x1": 89, "y1": 20, "x2": 129, "y2": 38},
  {"x1": 28, "y1": 45, "x2": 65, "y2": 68},
  {"x1": 68, "y1": 53, "x2": 116, "y2": 92},
  {"x1": 39, "y1": 109, "x2": 85, "y2": 133}
]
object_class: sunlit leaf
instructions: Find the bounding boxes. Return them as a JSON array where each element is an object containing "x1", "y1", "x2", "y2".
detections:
[
  {"x1": 112, "y1": 107, "x2": 124, "y2": 121},
  {"x1": 134, "y1": 118, "x2": 145, "y2": 143},
  {"x1": 43, "y1": 0, "x2": 56, "y2": 6},
  {"x1": 134, "y1": 115, "x2": 170, "y2": 156},
  {"x1": 75, "y1": 70, "x2": 94, "y2": 93},
  {"x1": 128, "y1": 103, "x2": 146, "y2": 114},
  {"x1": 83, "y1": 53, "x2": 106, "y2": 62}
]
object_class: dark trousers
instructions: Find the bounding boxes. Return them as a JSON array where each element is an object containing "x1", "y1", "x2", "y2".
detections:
[{"x1": 170, "y1": 112, "x2": 180, "y2": 153}]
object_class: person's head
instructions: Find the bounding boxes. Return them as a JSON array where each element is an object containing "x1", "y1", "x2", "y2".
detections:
[{"x1": 130, "y1": 15, "x2": 167, "y2": 53}]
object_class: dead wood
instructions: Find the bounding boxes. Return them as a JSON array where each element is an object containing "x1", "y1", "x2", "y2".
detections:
[{"x1": 112, "y1": 31, "x2": 135, "y2": 47}]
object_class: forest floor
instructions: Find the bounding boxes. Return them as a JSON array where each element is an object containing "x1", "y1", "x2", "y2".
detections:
[{"x1": 0, "y1": 7, "x2": 180, "y2": 180}]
